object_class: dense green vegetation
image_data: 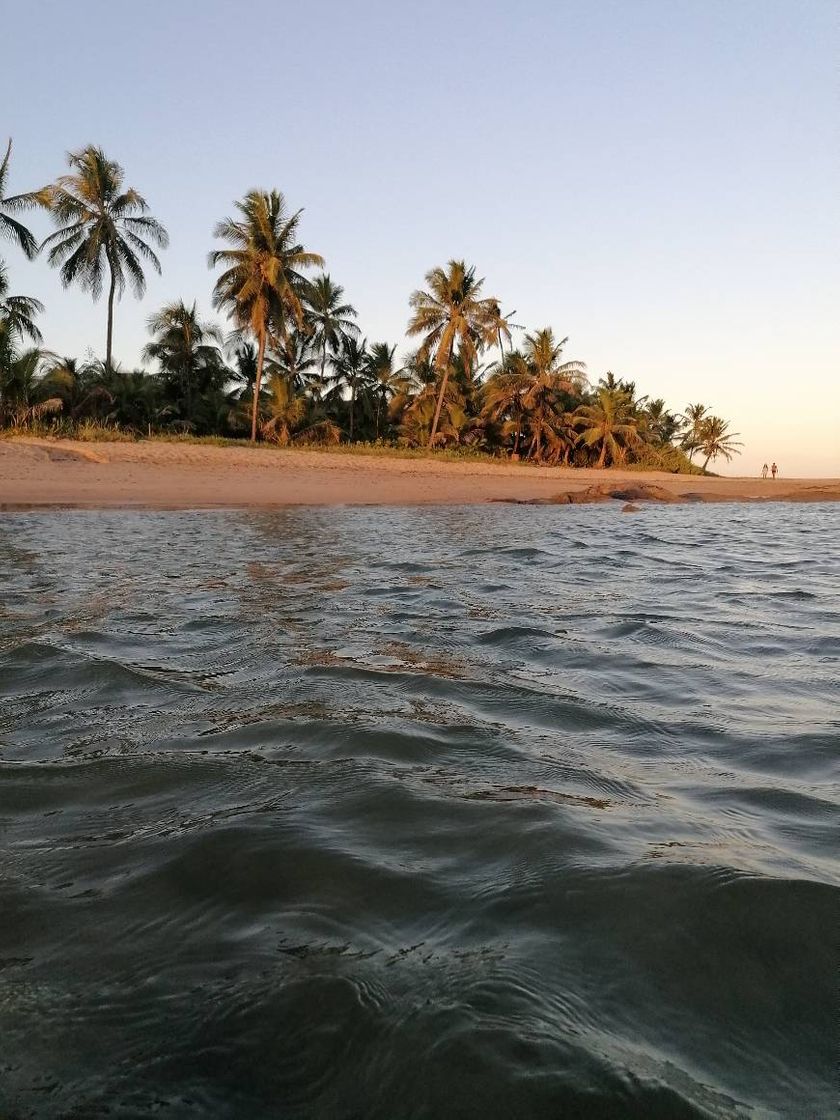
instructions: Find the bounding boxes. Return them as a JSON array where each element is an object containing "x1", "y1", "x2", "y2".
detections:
[{"x1": 0, "y1": 141, "x2": 742, "y2": 471}]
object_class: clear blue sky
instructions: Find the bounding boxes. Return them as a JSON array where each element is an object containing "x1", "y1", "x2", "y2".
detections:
[{"x1": 3, "y1": 0, "x2": 837, "y2": 475}]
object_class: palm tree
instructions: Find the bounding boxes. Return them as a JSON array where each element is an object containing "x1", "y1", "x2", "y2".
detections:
[
  {"x1": 575, "y1": 385, "x2": 641, "y2": 468},
  {"x1": 261, "y1": 373, "x2": 308, "y2": 445},
  {"x1": 327, "y1": 335, "x2": 370, "y2": 440},
  {"x1": 481, "y1": 355, "x2": 531, "y2": 455},
  {"x1": 484, "y1": 301, "x2": 517, "y2": 366},
  {"x1": 304, "y1": 273, "x2": 358, "y2": 391},
  {"x1": 407, "y1": 260, "x2": 498, "y2": 448},
  {"x1": 698, "y1": 415, "x2": 742, "y2": 471},
  {"x1": 523, "y1": 328, "x2": 587, "y2": 393},
  {"x1": 143, "y1": 300, "x2": 225, "y2": 425},
  {"x1": 265, "y1": 327, "x2": 319, "y2": 393},
  {"x1": 41, "y1": 146, "x2": 168, "y2": 370},
  {"x1": 209, "y1": 189, "x2": 323, "y2": 442},
  {"x1": 0, "y1": 259, "x2": 43, "y2": 345},
  {"x1": 680, "y1": 402, "x2": 709, "y2": 461},
  {"x1": 643, "y1": 398, "x2": 680, "y2": 445},
  {"x1": 366, "y1": 341, "x2": 404, "y2": 439},
  {"x1": 0, "y1": 139, "x2": 43, "y2": 259}
]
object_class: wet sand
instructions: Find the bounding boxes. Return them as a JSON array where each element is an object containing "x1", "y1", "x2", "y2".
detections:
[{"x1": 1, "y1": 438, "x2": 838, "y2": 509}]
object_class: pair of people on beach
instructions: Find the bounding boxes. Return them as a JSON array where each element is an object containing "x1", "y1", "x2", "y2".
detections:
[{"x1": 761, "y1": 463, "x2": 778, "y2": 479}]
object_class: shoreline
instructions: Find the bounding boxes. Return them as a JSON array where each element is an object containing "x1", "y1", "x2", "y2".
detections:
[{"x1": 1, "y1": 438, "x2": 838, "y2": 510}]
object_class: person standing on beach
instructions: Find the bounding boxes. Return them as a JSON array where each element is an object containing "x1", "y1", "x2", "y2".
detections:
[
  {"x1": 762, "y1": 463, "x2": 768, "y2": 479},
  {"x1": 771, "y1": 462, "x2": 778, "y2": 478}
]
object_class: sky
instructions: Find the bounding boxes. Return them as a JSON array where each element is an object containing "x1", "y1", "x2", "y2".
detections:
[{"x1": 2, "y1": 0, "x2": 838, "y2": 476}]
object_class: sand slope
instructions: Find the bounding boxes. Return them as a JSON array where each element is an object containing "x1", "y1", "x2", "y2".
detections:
[{"x1": 1, "y1": 438, "x2": 838, "y2": 509}]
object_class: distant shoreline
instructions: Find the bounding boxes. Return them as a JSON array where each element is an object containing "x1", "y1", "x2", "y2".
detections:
[{"x1": 1, "y1": 438, "x2": 838, "y2": 510}]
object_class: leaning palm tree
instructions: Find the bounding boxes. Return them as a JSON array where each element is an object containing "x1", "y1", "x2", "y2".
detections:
[
  {"x1": 41, "y1": 146, "x2": 168, "y2": 370},
  {"x1": 209, "y1": 189, "x2": 324, "y2": 442},
  {"x1": 698, "y1": 415, "x2": 742, "y2": 472},
  {"x1": 143, "y1": 300, "x2": 225, "y2": 424},
  {"x1": 304, "y1": 273, "x2": 359, "y2": 391},
  {"x1": 575, "y1": 386, "x2": 641, "y2": 468},
  {"x1": 407, "y1": 260, "x2": 498, "y2": 448},
  {"x1": 0, "y1": 139, "x2": 43, "y2": 259}
]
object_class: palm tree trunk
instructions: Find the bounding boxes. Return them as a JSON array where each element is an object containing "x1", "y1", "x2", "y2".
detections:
[
  {"x1": 702, "y1": 453, "x2": 711, "y2": 471},
  {"x1": 105, "y1": 254, "x2": 117, "y2": 371},
  {"x1": 498, "y1": 328, "x2": 504, "y2": 366},
  {"x1": 427, "y1": 351, "x2": 451, "y2": 449},
  {"x1": 251, "y1": 330, "x2": 266, "y2": 443},
  {"x1": 350, "y1": 385, "x2": 355, "y2": 441},
  {"x1": 597, "y1": 440, "x2": 607, "y2": 468}
]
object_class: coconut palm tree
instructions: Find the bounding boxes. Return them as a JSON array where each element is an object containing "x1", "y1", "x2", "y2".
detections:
[
  {"x1": 643, "y1": 397, "x2": 680, "y2": 445},
  {"x1": 304, "y1": 273, "x2": 358, "y2": 392},
  {"x1": 327, "y1": 335, "x2": 370, "y2": 440},
  {"x1": 484, "y1": 301, "x2": 517, "y2": 366},
  {"x1": 261, "y1": 373, "x2": 308, "y2": 445},
  {"x1": 407, "y1": 260, "x2": 498, "y2": 448},
  {"x1": 265, "y1": 327, "x2": 319, "y2": 393},
  {"x1": 680, "y1": 402, "x2": 709, "y2": 461},
  {"x1": 698, "y1": 415, "x2": 742, "y2": 471},
  {"x1": 575, "y1": 385, "x2": 641, "y2": 468},
  {"x1": 41, "y1": 146, "x2": 168, "y2": 370},
  {"x1": 0, "y1": 258, "x2": 43, "y2": 345},
  {"x1": 209, "y1": 189, "x2": 323, "y2": 442},
  {"x1": 0, "y1": 139, "x2": 43, "y2": 259},
  {"x1": 523, "y1": 328, "x2": 587, "y2": 393},
  {"x1": 366, "y1": 341, "x2": 405, "y2": 439},
  {"x1": 143, "y1": 300, "x2": 225, "y2": 426},
  {"x1": 481, "y1": 354, "x2": 531, "y2": 455}
]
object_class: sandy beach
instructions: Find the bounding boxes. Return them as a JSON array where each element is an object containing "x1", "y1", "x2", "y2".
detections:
[{"x1": 1, "y1": 438, "x2": 838, "y2": 509}]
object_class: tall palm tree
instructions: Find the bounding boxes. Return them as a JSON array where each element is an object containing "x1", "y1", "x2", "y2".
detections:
[
  {"x1": 143, "y1": 301, "x2": 225, "y2": 425},
  {"x1": 0, "y1": 139, "x2": 43, "y2": 259},
  {"x1": 209, "y1": 189, "x2": 323, "y2": 442},
  {"x1": 304, "y1": 273, "x2": 359, "y2": 391},
  {"x1": 41, "y1": 146, "x2": 168, "y2": 370},
  {"x1": 407, "y1": 260, "x2": 498, "y2": 448},
  {"x1": 484, "y1": 301, "x2": 516, "y2": 366},
  {"x1": 366, "y1": 341, "x2": 404, "y2": 439},
  {"x1": 327, "y1": 335, "x2": 370, "y2": 440},
  {"x1": 575, "y1": 386, "x2": 641, "y2": 468},
  {"x1": 698, "y1": 415, "x2": 742, "y2": 471}
]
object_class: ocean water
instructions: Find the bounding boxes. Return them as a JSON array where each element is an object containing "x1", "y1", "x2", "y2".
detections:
[{"x1": 0, "y1": 503, "x2": 837, "y2": 1119}]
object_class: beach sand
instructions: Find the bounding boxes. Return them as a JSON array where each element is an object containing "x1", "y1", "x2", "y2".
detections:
[{"x1": 1, "y1": 438, "x2": 838, "y2": 509}]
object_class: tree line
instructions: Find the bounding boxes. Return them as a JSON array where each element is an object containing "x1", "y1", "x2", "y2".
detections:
[{"x1": 1, "y1": 141, "x2": 741, "y2": 471}]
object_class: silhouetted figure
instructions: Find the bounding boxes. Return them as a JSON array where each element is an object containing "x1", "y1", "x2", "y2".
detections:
[
  {"x1": 761, "y1": 463, "x2": 768, "y2": 479},
  {"x1": 771, "y1": 462, "x2": 778, "y2": 479}
]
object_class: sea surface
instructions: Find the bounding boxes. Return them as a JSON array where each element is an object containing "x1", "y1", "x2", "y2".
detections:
[{"x1": 1, "y1": 503, "x2": 838, "y2": 1119}]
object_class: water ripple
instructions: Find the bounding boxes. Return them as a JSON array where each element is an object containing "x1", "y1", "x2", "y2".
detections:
[{"x1": 0, "y1": 503, "x2": 837, "y2": 1118}]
